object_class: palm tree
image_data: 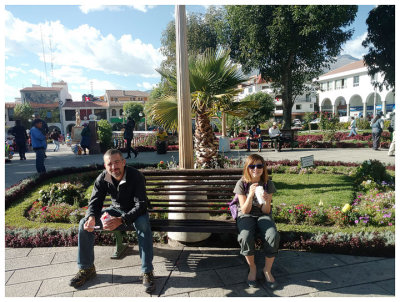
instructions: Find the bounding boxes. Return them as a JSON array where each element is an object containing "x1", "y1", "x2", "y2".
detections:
[{"x1": 148, "y1": 48, "x2": 252, "y2": 168}]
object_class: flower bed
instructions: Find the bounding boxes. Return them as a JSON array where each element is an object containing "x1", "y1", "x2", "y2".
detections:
[{"x1": 5, "y1": 160, "x2": 395, "y2": 257}]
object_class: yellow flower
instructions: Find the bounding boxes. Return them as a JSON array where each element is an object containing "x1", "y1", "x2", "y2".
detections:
[
  {"x1": 318, "y1": 200, "x2": 324, "y2": 206},
  {"x1": 341, "y1": 203, "x2": 351, "y2": 213}
]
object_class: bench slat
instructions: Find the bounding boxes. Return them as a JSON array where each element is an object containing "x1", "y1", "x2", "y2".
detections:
[
  {"x1": 150, "y1": 203, "x2": 228, "y2": 208},
  {"x1": 149, "y1": 209, "x2": 230, "y2": 214},
  {"x1": 146, "y1": 181, "x2": 238, "y2": 186}
]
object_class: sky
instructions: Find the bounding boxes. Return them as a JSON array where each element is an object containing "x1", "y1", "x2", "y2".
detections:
[{"x1": 4, "y1": 3, "x2": 376, "y2": 103}]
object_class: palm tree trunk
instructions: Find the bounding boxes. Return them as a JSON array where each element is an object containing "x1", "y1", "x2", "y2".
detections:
[{"x1": 194, "y1": 108, "x2": 218, "y2": 168}]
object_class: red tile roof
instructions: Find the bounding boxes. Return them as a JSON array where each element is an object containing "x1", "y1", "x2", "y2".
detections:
[
  {"x1": 63, "y1": 101, "x2": 109, "y2": 108},
  {"x1": 106, "y1": 90, "x2": 149, "y2": 98},
  {"x1": 28, "y1": 102, "x2": 59, "y2": 109},
  {"x1": 5, "y1": 103, "x2": 16, "y2": 108},
  {"x1": 321, "y1": 60, "x2": 366, "y2": 77}
]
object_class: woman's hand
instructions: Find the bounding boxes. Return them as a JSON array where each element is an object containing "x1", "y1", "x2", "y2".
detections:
[
  {"x1": 263, "y1": 192, "x2": 272, "y2": 203},
  {"x1": 248, "y1": 183, "x2": 258, "y2": 197}
]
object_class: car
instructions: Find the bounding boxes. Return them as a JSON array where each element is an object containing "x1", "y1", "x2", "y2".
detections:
[{"x1": 310, "y1": 118, "x2": 320, "y2": 124}]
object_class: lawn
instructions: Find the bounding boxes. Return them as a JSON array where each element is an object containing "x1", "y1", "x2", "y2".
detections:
[{"x1": 272, "y1": 174, "x2": 354, "y2": 208}]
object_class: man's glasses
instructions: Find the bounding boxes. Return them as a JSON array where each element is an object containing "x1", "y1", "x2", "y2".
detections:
[{"x1": 248, "y1": 164, "x2": 264, "y2": 170}]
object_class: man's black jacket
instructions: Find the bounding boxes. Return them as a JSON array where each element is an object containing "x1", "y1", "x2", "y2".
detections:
[{"x1": 86, "y1": 166, "x2": 148, "y2": 225}]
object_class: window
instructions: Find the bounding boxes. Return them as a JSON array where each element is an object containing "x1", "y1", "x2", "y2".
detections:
[
  {"x1": 296, "y1": 104, "x2": 301, "y2": 110},
  {"x1": 310, "y1": 104, "x2": 313, "y2": 109},
  {"x1": 119, "y1": 109, "x2": 123, "y2": 116},
  {"x1": 306, "y1": 94, "x2": 311, "y2": 102},
  {"x1": 248, "y1": 87, "x2": 253, "y2": 93},
  {"x1": 111, "y1": 109, "x2": 116, "y2": 116},
  {"x1": 8, "y1": 108, "x2": 14, "y2": 121},
  {"x1": 353, "y1": 76, "x2": 359, "y2": 87},
  {"x1": 341, "y1": 79, "x2": 346, "y2": 89},
  {"x1": 335, "y1": 80, "x2": 341, "y2": 90},
  {"x1": 275, "y1": 106, "x2": 283, "y2": 110},
  {"x1": 65, "y1": 110, "x2": 76, "y2": 121},
  {"x1": 327, "y1": 81, "x2": 332, "y2": 91},
  {"x1": 94, "y1": 109, "x2": 107, "y2": 120},
  {"x1": 321, "y1": 82, "x2": 327, "y2": 92},
  {"x1": 261, "y1": 86, "x2": 268, "y2": 90}
]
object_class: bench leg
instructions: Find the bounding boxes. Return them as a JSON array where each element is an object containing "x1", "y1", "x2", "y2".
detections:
[{"x1": 111, "y1": 231, "x2": 129, "y2": 259}]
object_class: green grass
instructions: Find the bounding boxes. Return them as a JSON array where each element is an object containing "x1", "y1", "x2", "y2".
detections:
[{"x1": 272, "y1": 174, "x2": 354, "y2": 208}]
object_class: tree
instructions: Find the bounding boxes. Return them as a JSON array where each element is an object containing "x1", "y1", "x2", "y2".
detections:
[
  {"x1": 159, "y1": 7, "x2": 225, "y2": 73},
  {"x1": 362, "y1": 5, "x2": 395, "y2": 91},
  {"x1": 14, "y1": 103, "x2": 34, "y2": 128},
  {"x1": 239, "y1": 92, "x2": 275, "y2": 127},
  {"x1": 148, "y1": 48, "x2": 249, "y2": 168},
  {"x1": 224, "y1": 5, "x2": 358, "y2": 129},
  {"x1": 122, "y1": 102, "x2": 144, "y2": 128}
]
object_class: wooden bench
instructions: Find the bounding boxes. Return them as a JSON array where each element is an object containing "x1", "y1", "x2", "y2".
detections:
[
  {"x1": 248, "y1": 129, "x2": 298, "y2": 150},
  {"x1": 102, "y1": 168, "x2": 271, "y2": 258}
]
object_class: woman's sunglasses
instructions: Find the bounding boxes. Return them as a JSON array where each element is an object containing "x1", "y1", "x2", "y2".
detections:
[{"x1": 248, "y1": 164, "x2": 264, "y2": 170}]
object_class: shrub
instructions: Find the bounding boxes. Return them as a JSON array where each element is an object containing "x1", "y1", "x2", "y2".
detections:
[
  {"x1": 97, "y1": 119, "x2": 113, "y2": 150},
  {"x1": 354, "y1": 160, "x2": 392, "y2": 186},
  {"x1": 357, "y1": 119, "x2": 371, "y2": 130},
  {"x1": 39, "y1": 182, "x2": 88, "y2": 207}
]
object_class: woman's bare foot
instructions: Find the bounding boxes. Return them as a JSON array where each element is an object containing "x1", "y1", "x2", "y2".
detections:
[
  {"x1": 263, "y1": 270, "x2": 275, "y2": 283},
  {"x1": 248, "y1": 265, "x2": 257, "y2": 281}
]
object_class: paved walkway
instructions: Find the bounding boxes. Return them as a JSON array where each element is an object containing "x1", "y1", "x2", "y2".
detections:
[
  {"x1": 5, "y1": 243, "x2": 395, "y2": 297},
  {"x1": 4, "y1": 144, "x2": 395, "y2": 297}
]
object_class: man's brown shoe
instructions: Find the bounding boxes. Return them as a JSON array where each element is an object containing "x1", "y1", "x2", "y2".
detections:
[
  {"x1": 69, "y1": 265, "x2": 96, "y2": 288},
  {"x1": 143, "y1": 271, "x2": 156, "y2": 293}
]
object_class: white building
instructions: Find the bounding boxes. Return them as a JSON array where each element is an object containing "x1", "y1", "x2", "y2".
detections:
[
  {"x1": 315, "y1": 60, "x2": 395, "y2": 119},
  {"x1": 237, "y1": 75, "x2": 317, "y2": 121}
]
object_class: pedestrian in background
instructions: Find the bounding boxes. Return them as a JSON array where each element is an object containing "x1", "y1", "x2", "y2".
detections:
[
  {"x1": 30, "y1": 119, "x2": 47, "y2": 173},
  {"x1": 371, "y1": 111, "x2": 384, "y2": 150},
  {"x1": 80, "y1": 124, "x2": 91, "y2": 155},
  {"x1": 388, "y1": 110, "x2": 395, "y2": 156},
  {"x1": 11, "y1": 119, "x2": 28, "y2": 160},
  {"x1": 348, "y1": 117, "x2": 357, "y2": 137},
  {"x1": 50, "y1": 129, "x2": 61, "y2": 152}
]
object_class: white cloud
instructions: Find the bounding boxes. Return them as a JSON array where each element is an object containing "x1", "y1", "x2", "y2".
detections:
[
  {"x1": 341, "y1": 32, "x2": 368, "y2": 59},
  {"x1": 4, "y1": 83, "x2": 22, "y2": 102},
  {"x1": 6, "y1": 66, "x2": 26, "y2": 79},
  {"x1": 137, "y1": 82, "x2": 156, "y2": 90},
  {"x1": 5, "y1": 10, "x2": 164, "y2": 78},
  {"x1": 79, "y1": 5, "x2": 155, "y2": 14}
]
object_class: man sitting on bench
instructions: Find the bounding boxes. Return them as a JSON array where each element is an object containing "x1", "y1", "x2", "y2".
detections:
[
  {"x1": 246, "y1": 125, "x2": 262, "y2": 152},
  {"x1": 269, "y1": 122, "x2": 282, "y2": 152},
  {"x1": 69, "y1": 149, "x2": 156, "y2": 293}
]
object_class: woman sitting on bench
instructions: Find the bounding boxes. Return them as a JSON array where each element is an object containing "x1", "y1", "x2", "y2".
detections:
[{"x1": 233, "y1": 154, "x2": 280, "y2": 289}]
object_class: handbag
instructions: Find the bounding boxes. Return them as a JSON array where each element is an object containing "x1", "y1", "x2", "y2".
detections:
[{"x1": 228, "y1": 182, "x2": 270, "y2": 219}]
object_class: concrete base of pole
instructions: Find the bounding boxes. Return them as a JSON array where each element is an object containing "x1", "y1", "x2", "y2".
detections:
[
  {"x1": 167, "y1": 182, "x2": 211, "y2": 243},
  {"x1": 218, "y1": 136, "x2": 231, "y2": 153}
]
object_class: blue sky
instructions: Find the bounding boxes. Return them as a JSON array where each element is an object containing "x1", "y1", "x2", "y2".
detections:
[{"x1": 4, "y1": 4, "x2": 375, "y2": 103}]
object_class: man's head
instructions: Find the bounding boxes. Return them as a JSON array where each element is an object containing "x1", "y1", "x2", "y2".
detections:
[
  {"x1": 378, "y1": 111, "x2": 384, "y2": 117},
  {"x1": 103, "y1": 149, "x2": 126, "y2": 180},
  {"x1": 33, "y1": 119, "x2": 43, "y2": 128},
  {"x1": 272, "y1": 122, "x2": 277, "y2": 128}
]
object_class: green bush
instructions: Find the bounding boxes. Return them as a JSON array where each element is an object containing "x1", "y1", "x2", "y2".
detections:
[
  {"x1": 356, "y1": 119, "x2": 371, "y2": 130},
  {"x1": 97, "y1": 119, "x2": 113, "y2": 150},
  {"x1": 27, "y1": 201, "x2": 77, "y2": 223},
  {"x1": 354, "y1": 160, "x2": 392, "y2": 186},
  {"x1": 39, "y1": 182, "x2": 88, "y2": 207}
]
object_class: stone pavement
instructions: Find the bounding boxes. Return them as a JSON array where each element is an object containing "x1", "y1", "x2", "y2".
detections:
[
  {"x1": 4, "y1": 142, "x2": 395, "y2": 189},
  {"x1": 5, "y1": 242, "x2": 395, "y2": 297},
  {"x1": 4, "y1": 143, "x2": 396, "y2": 297}
]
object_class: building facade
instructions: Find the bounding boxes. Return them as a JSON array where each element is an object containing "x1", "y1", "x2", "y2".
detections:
[
  {"x1": 315, "y1": 60, "x2": 395, "y2": 118},
  {"x1": 104, "y1": 90, "x2": 149, "y2": 124}
]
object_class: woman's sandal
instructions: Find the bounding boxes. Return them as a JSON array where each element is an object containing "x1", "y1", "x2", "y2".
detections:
[
  {"x1": 264, "y1": 272, "x2": 279, "y2": 290},
  {"x1": 247, "y1": 269, "x2": 257, "y2": 287}
]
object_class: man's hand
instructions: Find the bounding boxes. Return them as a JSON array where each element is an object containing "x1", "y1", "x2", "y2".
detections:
[
  {"x1": 102, "y1": 215, "x2": 123, "y2": 231},
  {"x1": 84, "y1": 216, "x2": 96, "y2": 232}
]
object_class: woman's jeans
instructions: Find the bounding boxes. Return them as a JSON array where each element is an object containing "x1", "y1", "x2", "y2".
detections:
[
  {"x1": 348, "y1": 128, "x2": 357, "y2": 137},
  {"x1": 53, "y1": 140, "x2": 60, "y2": 151},
  {"x1": 237, "y1": 215, "x2": 280, "y2": 257},
  {"x1": 77, "y1": 208, "x2": 154, "y2": 273}
]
